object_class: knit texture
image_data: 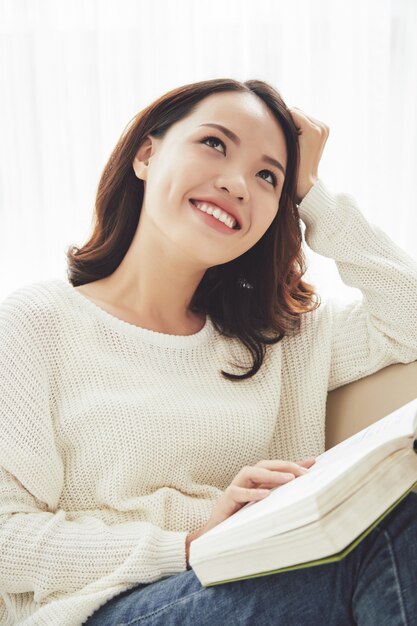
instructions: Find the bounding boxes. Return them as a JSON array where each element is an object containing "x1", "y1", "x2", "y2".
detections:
[{"x1": 1, "y1": 179, "x2": 417, "y2": 625}]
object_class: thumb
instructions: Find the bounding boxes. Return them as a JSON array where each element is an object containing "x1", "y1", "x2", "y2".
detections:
[{"x1": 297, "y1": 457, "x2": 316, "y2": 467}]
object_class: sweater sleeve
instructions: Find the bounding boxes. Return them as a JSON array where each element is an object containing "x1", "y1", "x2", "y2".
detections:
[
  {"x1": 0, "y1": 290, "x2": 188, "y2": 604},
  {"x1": 298, "y1": 180, "x2": 417, "y2": 393}
]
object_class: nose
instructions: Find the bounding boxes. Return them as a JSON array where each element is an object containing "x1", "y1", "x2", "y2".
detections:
[{"x1": 216, "y1": 173, "x2": 249, "y2": 203}]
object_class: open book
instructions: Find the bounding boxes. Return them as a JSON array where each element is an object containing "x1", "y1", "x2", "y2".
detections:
[{"x1": 189, "y1": 397, "x2": 417, "y2": 586}]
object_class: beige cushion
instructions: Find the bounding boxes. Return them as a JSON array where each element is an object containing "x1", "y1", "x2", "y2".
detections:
[{"x1": 325, "y1": 360, "x2": 417, "y2": 493}]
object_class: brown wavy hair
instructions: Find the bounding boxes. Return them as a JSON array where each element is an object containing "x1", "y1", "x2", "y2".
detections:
[{"x1": 66, "y1": 78, "x2": 321, "y2": 381}]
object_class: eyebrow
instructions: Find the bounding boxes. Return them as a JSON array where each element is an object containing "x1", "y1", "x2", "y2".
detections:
[{"x1": 198, "y1": 122, "x2": 286, "y2": 177}]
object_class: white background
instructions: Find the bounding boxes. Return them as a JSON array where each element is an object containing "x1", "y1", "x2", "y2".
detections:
[{"x1": 0, "y1": 0, "x2": 416, "y2": 303}]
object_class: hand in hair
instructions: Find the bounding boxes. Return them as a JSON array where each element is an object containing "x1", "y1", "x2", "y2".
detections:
[{"x1": 289, "y1": 107, "x2": 329, "y2": 205}]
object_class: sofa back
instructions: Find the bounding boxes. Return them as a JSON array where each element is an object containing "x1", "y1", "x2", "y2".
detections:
[{"x1": 325, "y1": 360, "x2": 417, "y2": 494}]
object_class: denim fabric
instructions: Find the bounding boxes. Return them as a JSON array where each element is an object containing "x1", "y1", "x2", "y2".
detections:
[{"x1": 84, "y1": 492, "x2": 417, "y2": 625}]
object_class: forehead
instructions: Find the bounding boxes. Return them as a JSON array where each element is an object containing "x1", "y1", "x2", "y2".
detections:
[{"x1": 181, "y1": 91, "x2": 287, "y2": 161}]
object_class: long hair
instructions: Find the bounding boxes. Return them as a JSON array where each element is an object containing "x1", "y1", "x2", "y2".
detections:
[{"x1": 66, "y1": 78, "x2": 321, "y2": 381}]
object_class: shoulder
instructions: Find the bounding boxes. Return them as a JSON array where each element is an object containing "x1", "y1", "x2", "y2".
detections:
[
  {"x1": 0, "y1": 278, "x2": 67, "y2": 341},
  {"x1": 279, "y1": 298, "x2": 333, "y2": 354}
]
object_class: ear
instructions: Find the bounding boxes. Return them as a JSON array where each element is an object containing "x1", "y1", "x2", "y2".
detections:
[{"x1": 132, "y1": 136, "x2": 158, "y2": 181}]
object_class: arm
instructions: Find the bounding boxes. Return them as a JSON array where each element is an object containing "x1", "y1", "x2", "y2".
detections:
[
  {"x1": 0, "y1": 468, "x2": 188, "y2": 600},
  {"x1": 298, "y1": 179, "x2": 417, "y2": 392},
  {"x1": 0, "y1": 290, "x2": 188, "y2": 603}
]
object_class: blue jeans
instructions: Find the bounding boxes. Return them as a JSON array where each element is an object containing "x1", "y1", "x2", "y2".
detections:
[{"x1": 84, "y1": 491, "x2": 417, "y2": 625}]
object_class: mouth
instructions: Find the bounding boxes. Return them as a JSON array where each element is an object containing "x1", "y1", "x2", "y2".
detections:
[{"x1": 189, "y1": 199, "x2": 241, "y2": 231}]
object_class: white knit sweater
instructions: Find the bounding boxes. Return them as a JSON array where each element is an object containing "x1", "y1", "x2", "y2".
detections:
[{"x1": 1, "y1": 179, "x2": 417, "y2": 626}]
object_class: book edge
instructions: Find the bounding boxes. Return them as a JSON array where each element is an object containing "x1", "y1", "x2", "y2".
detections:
[{"x1": 202, "y1": 480, "x2": 417, "y2": 587}]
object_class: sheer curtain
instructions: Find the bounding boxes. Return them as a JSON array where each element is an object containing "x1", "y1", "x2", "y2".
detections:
[{"x1": 0, "y1": 0, "x2": 416, "y2": 303}]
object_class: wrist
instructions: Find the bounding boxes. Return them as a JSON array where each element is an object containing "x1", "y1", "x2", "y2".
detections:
[
  {"x1": 185, "y1": 534, "x2": 192, "y2": 570},
  {"x1": 296, "y1": 176, "x2": 319, "y2": 205},
  {"x1": 186, "y1": 528, "x2": 204, "y2": 570}
]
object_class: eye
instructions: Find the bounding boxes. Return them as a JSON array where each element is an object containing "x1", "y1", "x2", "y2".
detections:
[
  {"x1": 201, "y1": 135, "x2": 226, "y2": 154},
  {"x1": 258, "y1": 170, "x2": 278, "y2": 187},
  {"x1": 200, "y1": 135, "x2": 278, "y2": 188}
]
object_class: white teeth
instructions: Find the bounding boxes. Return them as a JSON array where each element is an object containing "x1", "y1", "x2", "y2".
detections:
[{"x1": 192, "y1": 201, "x2": 237, "y2": 229}]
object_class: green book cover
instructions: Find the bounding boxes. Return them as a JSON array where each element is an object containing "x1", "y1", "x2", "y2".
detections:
[{"x1": 204, "y1": 480, "x2": 417, "y2": 587}]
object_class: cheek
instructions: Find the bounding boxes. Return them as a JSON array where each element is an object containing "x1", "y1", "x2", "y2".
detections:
[
  {"x1": 255, "y1": 203, "x2": 278, "y2": 233},
  {"x1": 149, "y1": 173, "x2": 177, "y2": 211},
  {"x1": 243, "y1": 208, "x2": 277, "y2": 249},
  {"x1": 162, "y1": 162, "x2": 200, "y2": 202}
]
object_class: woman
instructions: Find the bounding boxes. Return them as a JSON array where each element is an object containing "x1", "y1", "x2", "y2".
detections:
[{"x1": 1, "y1": 78, "x2": 417, "y2": 625}]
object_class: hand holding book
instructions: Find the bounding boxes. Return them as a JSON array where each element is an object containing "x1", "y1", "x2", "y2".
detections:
[
  {"x1": 189, "y1": 397, "x2": 417, "y2": 585},
  {"x1": 186, "y1": 456, "x2": 316, "y2": 568}
]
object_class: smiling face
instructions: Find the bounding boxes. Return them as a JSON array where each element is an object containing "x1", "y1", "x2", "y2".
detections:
[{"x1": 132, "y1": 91, "x2": 288, "y2": 268}]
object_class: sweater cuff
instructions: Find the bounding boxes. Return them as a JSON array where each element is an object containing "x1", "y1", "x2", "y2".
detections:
[
  {"x1": 154, "y1": 529, "x2": 189, "y2": 576},
  {"x1": 297, "y1": 179, "x2": 363, "y2": 255}
]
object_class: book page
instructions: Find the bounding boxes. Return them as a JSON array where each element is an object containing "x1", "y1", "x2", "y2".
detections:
[
  {"x1": 203, "y1": 397, "x2": 417, "y2": 535},
  {"x1": 206, "y1": 439, "x2": 407, "y2": 534},
  {"x1": 314, "y1": 395, "x2": 417, "y2": 465}
]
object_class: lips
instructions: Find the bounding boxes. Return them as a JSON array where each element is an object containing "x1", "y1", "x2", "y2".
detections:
[
  {"x1": 190, "y1": 198, "x2": 242, "y2": 229},
  {"x1": 190, "y1": 200, "x2": 240, "y2": 235}
]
